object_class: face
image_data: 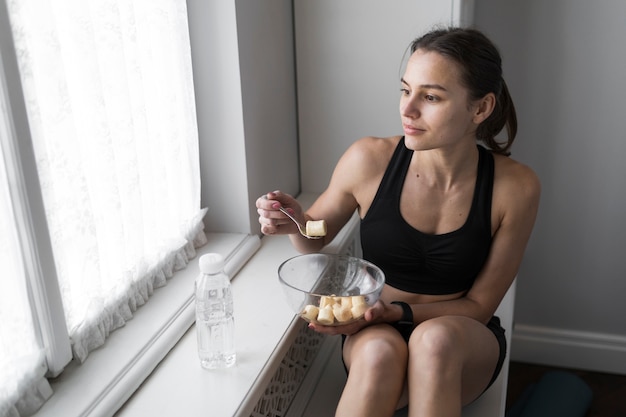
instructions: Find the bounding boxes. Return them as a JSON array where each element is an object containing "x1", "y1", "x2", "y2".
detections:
[{"x1": 400, "y1": 50, "x2": 482, "y2": 151}]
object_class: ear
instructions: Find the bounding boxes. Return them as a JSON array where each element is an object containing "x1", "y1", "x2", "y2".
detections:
[{"x1": 472, "y1": 92, "x2": 496, "y2": 124}]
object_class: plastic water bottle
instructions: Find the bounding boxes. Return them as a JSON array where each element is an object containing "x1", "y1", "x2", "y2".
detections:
[{"x1": 195, "y1": 253, "x2": 236, "y2": 369}]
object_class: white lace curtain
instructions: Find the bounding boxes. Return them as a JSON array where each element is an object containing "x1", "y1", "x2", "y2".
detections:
[{"x1": 1, "y1": 0, "x2": 205, "y2": 415}]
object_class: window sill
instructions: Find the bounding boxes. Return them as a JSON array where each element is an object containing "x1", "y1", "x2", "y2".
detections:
[
  {"x1": 35, "y1": 192, "x2": 356, "y2": 417},
  {"x1": 114, "y1": 193, "x2": 360, "y2": 417},
  {"x1": 38, "y1": 232, "x2": 261, "y2": 417}
]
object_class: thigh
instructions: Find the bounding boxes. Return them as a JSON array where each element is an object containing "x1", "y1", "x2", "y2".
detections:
[{"x1": 457, "y1": 316, "x2": 503, "y2": 405}]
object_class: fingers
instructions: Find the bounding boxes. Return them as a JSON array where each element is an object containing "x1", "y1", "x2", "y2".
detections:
[
  {"x1": 256, "y1": 190, "x2": 299, "y2": 236},
  {"x1": 307, "y1": 320, "x2": 365, "y2": 336},
  {"x1": 256, "y1": 190, "x2": 292, "y2": 209},
  {"x1": 256, "y1": 190, "x2": 277, "y2": 209}
]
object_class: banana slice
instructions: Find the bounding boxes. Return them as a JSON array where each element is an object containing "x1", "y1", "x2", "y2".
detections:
[
  {"x1": 350, "y1": 295, "x2": 368, "y2": 318},
  {"x1": 317, "y1": 305, "x2": 335, "y2": 325},
  {"x1": 301, "y1": 304, "x2": 319, "y2": 321},
  {"x1": 351, "y1": 295, "x2": 367, "y2": 306},
  {"x1": 305, "y1": 220, "x2": 327, "y2": 237},
  {"x1": 319, "y1": 295, "x2": 337, "y2": 309},
  {"x1": 333, "y1": 304, "x2": 353, "y2": 322}
]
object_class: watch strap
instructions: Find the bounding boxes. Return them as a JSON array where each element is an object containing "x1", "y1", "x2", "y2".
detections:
[{"x1": 391, "y1": 301, "x2": 413, "y2": 326}]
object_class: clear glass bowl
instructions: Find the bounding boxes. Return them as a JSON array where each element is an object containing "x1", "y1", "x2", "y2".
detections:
[{"x1": 278, "y1": 253, "x2": 385, "y2": 326}]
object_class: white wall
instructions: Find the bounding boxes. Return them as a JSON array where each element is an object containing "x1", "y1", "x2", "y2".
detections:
[{"x1": 474, "y1": 1, "x2": 626, "y2": 373}]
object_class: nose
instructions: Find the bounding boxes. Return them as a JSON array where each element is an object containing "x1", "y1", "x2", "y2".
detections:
[{"x1": 400, "y1": 95, "x2": 420, "y2": 119}]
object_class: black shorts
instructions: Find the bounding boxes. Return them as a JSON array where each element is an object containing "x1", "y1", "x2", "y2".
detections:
[
  {"x1": 341, "y1": 316, "x2": 507, "y2": 392},
  {"x1": 485, "y1": 316, "x2": 507, "y2": 390}
]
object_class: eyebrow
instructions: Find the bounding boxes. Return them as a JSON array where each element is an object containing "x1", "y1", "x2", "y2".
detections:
[{"x1": 400, "y1": 77, "x2": 448, "y2": 91}]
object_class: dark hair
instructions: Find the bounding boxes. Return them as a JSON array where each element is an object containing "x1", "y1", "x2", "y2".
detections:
[{"x1": 410, "y1": 27, "x2": 516, "y2": 155}]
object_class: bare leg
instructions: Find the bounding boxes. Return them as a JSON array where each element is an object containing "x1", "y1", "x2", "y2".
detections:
[
  {"x1": 406, "y1": 316, "x2": 500, "y2": 417},
  {"x1": 336, "y1": 324, "x2": 408, "y2": 417}
]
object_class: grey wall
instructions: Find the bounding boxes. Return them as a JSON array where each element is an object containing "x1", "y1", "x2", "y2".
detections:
[
  {"x1": 474, "y1": 1, "x2": 626, "y2": 372},
  {"x1": 188, "y1": 0, "x2": 298, "y2": 234},
  {"x1": 294, "y1": 0, "x2": 455, "y2": 193},
  {"x1": 294, "y1": 0, "x2": 626, "y2": 372},
  {"x1": 236, "y1": 0, "x2": 300, "y2": 231},
  {"x1": 189, "y1": 0, "x2": 626, "y2": 372}
]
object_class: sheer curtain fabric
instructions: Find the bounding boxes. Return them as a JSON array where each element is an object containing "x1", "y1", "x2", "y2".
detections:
[{"x1": 2, "y1": 0, "x2": 205, "y2": 415}]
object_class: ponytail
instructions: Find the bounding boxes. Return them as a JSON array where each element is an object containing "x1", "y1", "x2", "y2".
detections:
[{"x1": 478, "y1": 79, "x2": 517, "y2": 156}]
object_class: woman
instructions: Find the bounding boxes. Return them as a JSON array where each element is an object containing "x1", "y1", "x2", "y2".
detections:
[{"x1": 256, "y1": 27, "x2": 540, "y2": 417}]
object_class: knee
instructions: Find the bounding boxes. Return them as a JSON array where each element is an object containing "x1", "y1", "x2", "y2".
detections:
[
  {"x1": 348, "y1": 329, "x2": 408, "y2": 373},
  {"x1": 408, "y1": 317, "x2": 463, "y2": 364}
]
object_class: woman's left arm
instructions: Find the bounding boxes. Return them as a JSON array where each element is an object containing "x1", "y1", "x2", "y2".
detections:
[{"x1": 412, "y1": 157, "x2": 542, "y2": 324}]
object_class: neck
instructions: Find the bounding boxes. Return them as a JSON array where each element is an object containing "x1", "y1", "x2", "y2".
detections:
[{"x1": 409, "y1": 143, "x2": 479, "y2": 191}]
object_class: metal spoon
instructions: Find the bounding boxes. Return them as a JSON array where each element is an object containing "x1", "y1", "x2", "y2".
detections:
[{"x1": 278, "y1": 207, "x2": 323, "y2": 240}]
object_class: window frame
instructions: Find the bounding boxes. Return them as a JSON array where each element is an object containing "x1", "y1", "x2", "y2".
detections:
[{"x1": 0, "y1": 0, "x2": 72, "y2": 378}]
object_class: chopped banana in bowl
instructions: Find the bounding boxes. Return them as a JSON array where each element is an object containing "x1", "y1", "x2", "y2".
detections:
[{"x1": 278, "y1": 254, "x2": 385, "y2": 326}]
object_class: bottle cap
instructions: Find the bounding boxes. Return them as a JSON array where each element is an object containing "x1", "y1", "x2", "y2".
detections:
[{"x1": 199, "y1": 253, "x2": 225, "y2": 274}]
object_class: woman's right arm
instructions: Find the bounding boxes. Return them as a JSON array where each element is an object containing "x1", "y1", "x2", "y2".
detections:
[{"x1": 256, "y1": 136, "x2": 394, "y2": 254}]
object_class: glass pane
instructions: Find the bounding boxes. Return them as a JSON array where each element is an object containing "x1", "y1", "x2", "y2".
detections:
[{"x1": 8, "y1": 0, "x2": 203, "y2": 362}]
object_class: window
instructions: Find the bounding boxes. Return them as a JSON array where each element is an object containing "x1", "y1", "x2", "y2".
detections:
[
  {"x1": 1, "y1": 1, "x2": 299, "y2": 415},
  {"x1": 0, "y1": 0, "x2": 208, "y2": 415}
]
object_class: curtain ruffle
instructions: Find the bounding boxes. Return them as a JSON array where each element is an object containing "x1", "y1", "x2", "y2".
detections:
[
  {"x1": 0, "y1": 355, "x2": 52, "y2": 417},
  {"x1": 70, "y1": 208, "x2": 208, "y2": 363}
]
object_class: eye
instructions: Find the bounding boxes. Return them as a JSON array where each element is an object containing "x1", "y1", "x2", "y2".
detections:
[
  {"x1": 424, "y1": 94, "x2": 439, "y2": 102},
  {"x1": 400, "y1": 88, "x2": 410, "y2": 96}
]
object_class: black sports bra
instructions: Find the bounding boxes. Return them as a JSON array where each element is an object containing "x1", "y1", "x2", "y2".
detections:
[{"x1": 360, "y1": 138, "x2": 494, "y2": 295}]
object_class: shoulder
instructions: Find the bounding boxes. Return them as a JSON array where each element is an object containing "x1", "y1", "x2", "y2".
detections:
[
  {"x1": 338, "y1": 135, "x2": 402, "y2": 174},
  {"x1": 328, "y1": 135, "x2": 402, "y2": 204},
  {"x1": 493, "y1": 154, "x2": 541, "y2": 196},
  {"x1": 344, "y1": 135, "x2": 401, "y2": 157},
  {"x1": 492, "y1": 153, "x2": 541, "y2": 221}
]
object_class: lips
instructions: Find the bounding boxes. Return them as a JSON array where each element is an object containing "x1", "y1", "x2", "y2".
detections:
[{"x1": 403, "y1": 123, "x2": 425, "y2": 135}]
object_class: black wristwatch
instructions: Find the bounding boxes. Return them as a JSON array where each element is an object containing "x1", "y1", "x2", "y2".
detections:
[{"x1": 391, "y1": 301, "x2": 413, "y2": 326}]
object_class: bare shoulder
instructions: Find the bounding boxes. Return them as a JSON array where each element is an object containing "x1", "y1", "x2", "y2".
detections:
[
  {"x1": 492, "y1": 154, "x2": 541, "y2": 219},
  {"x1": 323, "y1": 135, "x2": 402, "y2": 214},
  {"x1": 336, "y1": 135, "x2": 401, "y2": 178},
  {"x1": 493, "y1": 154, "x2": 541, "y2": 194}
]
